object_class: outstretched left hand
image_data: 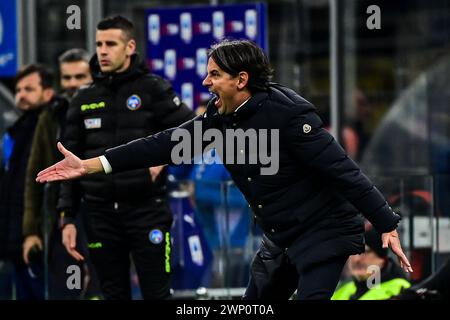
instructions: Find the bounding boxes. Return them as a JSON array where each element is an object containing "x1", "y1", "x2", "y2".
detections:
[
  {"x1": 382, "y1": 229, "x2": 413, "y2": 273},
  {"x1": 36, "y1": 142, "x2": 87, "y2": 183}
]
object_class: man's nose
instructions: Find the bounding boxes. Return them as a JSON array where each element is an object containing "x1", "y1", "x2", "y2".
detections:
[
  {"x1": 99, "y1": 45, "x2": 108, "y2": 55},
  {"x1": 15, "y1": 91, "x2": 24, "y2": 101},
  {"x1": 202, "y1": 76, "x2": 210, "y2": 86},
  {"x1": 68, "y1": 78, "x2": 79, "y2": 87}
]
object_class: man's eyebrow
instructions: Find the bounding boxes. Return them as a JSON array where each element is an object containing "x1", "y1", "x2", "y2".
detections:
[{"x1": 96, "y1": 40, "x2": 119, "y2": 45}]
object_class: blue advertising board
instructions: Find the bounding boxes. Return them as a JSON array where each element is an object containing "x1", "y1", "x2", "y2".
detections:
[
  {"x1": 145, "y1": 3, "x2": 267, "y2": 111},
  {"x1": 0, "y1": 0, "x2": 18, "y2": 77}
]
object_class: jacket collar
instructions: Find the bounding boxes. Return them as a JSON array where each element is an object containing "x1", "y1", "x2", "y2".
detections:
[
  {"x1": 89, "y1": 53, "x2": 148, "y2": 88},
  {"x1": 217, "y1": 91, "x2": 269, "y2": 125},
  {"x1": 8, "y1": 107, "x2": 42, "y2": 135},
  {"x1": 48, "y1": 95, "x2": 69, "y2": 116}
]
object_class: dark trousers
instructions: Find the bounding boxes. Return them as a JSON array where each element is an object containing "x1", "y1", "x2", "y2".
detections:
[
  {"x1": 243, "y1": 235, "x2": 348, "y2": 300},
  {"x1": 48, "y1": 214, "x2": 101, "y2": 300},
  {"x1": 11, "y1": 256, "x2": 45, "y2": 300},
  {"x1": 85, "y1": 199, "x2": 172, "y2": 300}
]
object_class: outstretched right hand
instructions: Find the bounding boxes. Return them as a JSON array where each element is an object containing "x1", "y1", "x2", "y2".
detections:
[
  {"x1": 36, "y1": 142, "x2": 86, "y2": 183},
  {"x1": 62, "y1": 224, "x2": 85, "y2": 262}
]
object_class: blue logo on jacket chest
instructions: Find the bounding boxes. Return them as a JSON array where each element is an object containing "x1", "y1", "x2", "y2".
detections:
[
  {"x1": 149, "y1": 229, "x2": 163, "y2": 244},
  {"x1": 126, "y1": 94, "x2": 141, "y2": 110}
]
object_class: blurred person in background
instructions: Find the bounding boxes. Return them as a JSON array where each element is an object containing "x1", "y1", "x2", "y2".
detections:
[
  {"x1": 332, "y1": 225, "x2": 411, "y2": 300},
  {"x1": 350, "y1": 89, "x2": 373, "y2": 161},
  {"x1": 318, "y1": 88, "x2": 373, "y2": 161},
  {"x1": 0, "y1": 64, "x2": 55, "y2": 299},
  {"x1": 53, "y1": 16, "x2": 195, "y2": 299},
  {"x1": 22, "y1": 48, "x2": 100, "y2": 299}
]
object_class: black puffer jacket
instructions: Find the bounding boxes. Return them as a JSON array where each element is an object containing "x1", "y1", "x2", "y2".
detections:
[
  {"x1": 57, "y1": 54, "x2": 195, "y2": 216},
  {"x1": 104, "y1": 83, "x2": 401, "y2": 270}
]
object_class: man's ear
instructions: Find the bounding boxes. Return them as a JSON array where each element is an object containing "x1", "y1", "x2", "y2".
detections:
[
  {"x1": 126, "y1": 39, "x2": 137, "y2": 56},
  {"x1": 43, "y1": 88, "x2": 55, "y2": 103},
  {"x1": 237, "y1": 71, "x2": 249, "y2": 90}
]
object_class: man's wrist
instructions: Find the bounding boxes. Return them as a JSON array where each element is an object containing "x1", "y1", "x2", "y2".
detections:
[
  {"x1": 59, "y1": 211, "x2": 76, "y2": 230},
  {"x1": 98, "y1": 156, "x2": 112, "y2": 174},
  {"x1": 83, "y1": 157, "x2": 108, "y2": 174}
]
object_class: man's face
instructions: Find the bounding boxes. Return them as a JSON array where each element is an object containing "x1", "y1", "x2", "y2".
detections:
[
  {"x1": 348, "y1": 248, "x2": 385, "y2": 281},
  {"x1": 202, "y1": 58, "x2": 242, "y2": 115},
  {"x1": 60, "y1": 61, "x2": 91, "y2": 97},
  {"x1": 95, "y1": 29, "x2": 136, "y2": 73},
  {"x1": 15, "y1": 72, "x2": 53, "y2": 111}
]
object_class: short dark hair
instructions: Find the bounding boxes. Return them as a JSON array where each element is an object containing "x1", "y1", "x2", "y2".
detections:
[
  {"x1": 208, "y1": 39, "x2": 273, "y2": 93},
  {"x1": 97, "y1": 15, "x2": 135, "y2": 41},
  {"x1": 15, "y1": 64, "x2": 54, "y2": 89},
  {"x1": 58, "y1": 48, "x2": 90, "y2": 64}
]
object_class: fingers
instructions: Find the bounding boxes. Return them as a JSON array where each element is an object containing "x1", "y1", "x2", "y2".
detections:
[
  {"x1": 382, "y1": 239, "x2": 389, "y2": 249},
  {"x1": 399, "y1": 253, "x2": 413, "y2": 273},
  {"x1": 381, "y1": 233, "x2": 389, "y2": 249},
  {"x1": 62, "y1": 225, "x2": 83, "y2": 261},
  {"x1": 23, "y1": 247, "x2": 30, "y2": 265},
  {"x1": 22, "y1": 237, "x2": 43, "y2": 264},
  {"x1": 37, "y1": 143, "x2": 73, "y2": 182},
  {"x1": 68, "y1": 248, "x2": 85, "y2": 262},
  {"x1": 36, "y1": 172, "x2": 58, "y2": 183},
  {"x1": 57, "y1": 142, "x2": 72, "y2": 157},
  {"x1": 36, "y1": 164, "x2": 57, "y2": 178},
  {"x1": 383, "y1": 230, "x2": 414, "y2": 273},
  {"x1": 149, "y1": 165, "x2": 165, "y2": 182},
  {"x1": 63, "y1": 240, "x2": 84, "y2": 261},
  {"x1": 70, "y1": 233, "x2": 76, "y2": 249},
  {"x1": 36, "y1": 239, "x2": 43, "y2": 251},
  {"x1": 36, "y1": 159, "x2": 66, "y2": 181},
  {"x1": 392, "y1": 244, "x2": 413, "y2": 273},
  {"x1": 36, "y1": 169, "x2": 65, "y2": 183}
]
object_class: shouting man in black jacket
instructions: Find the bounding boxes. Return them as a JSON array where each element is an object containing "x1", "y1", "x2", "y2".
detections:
[
  {"x1": 53, "y1": 16, "x2": 195, "y2": 300},
  {"x1": 37, "y1": 39, "x2": 412, "y2": 300}
]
